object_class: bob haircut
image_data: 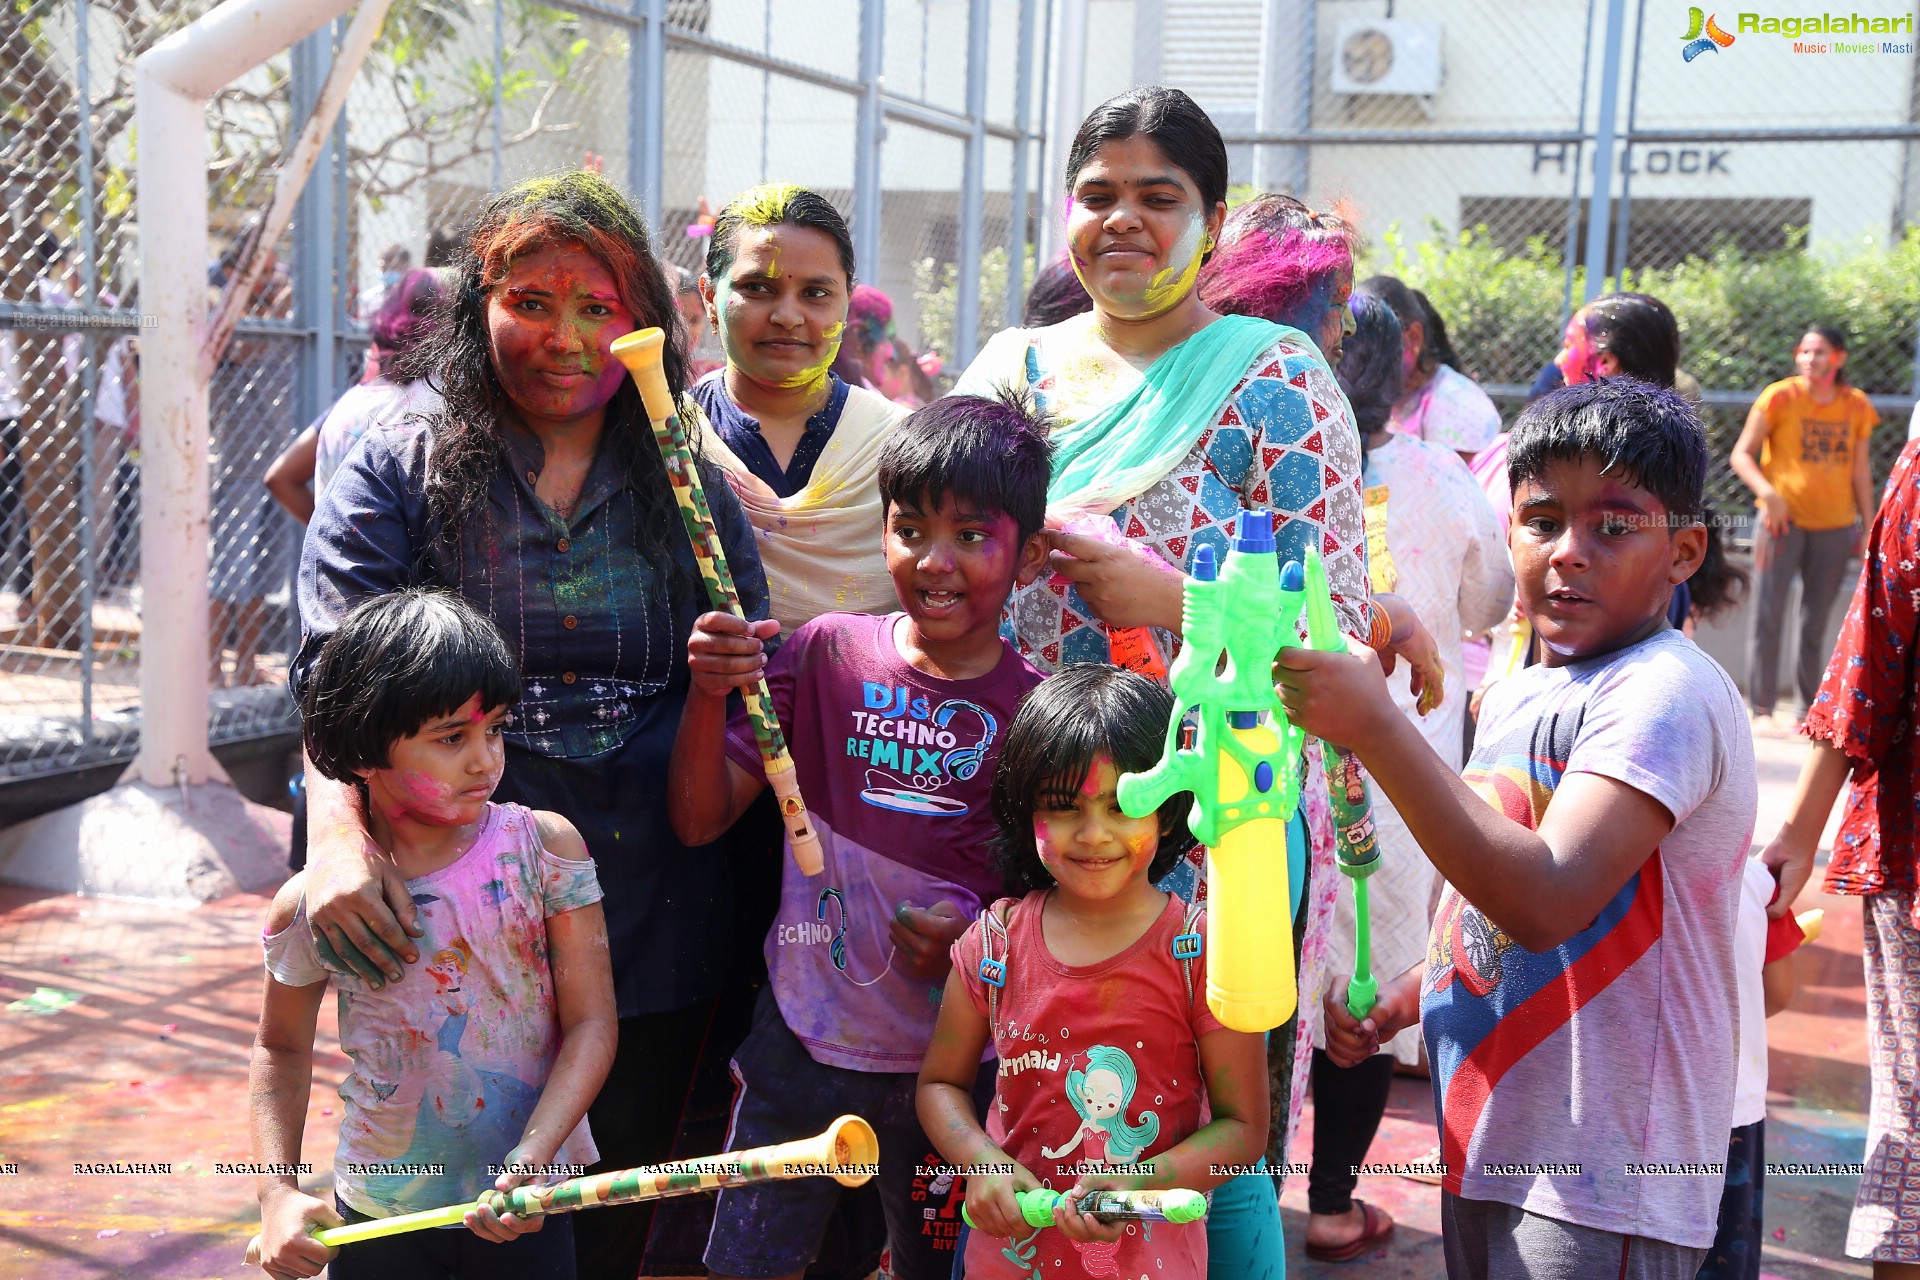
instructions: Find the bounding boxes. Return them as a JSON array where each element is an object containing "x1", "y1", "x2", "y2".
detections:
[
  {"x1": 1066, "y1": 86, "x2": 1229, "y2": 214},
  {"x1": 989, "y1": 664, "x2": 1195, "y2": 894},
  {"x1": 1583, "y1": 292, "x2": 1680, "y2": 388},
  {"x1": 1336, "y1": 294, "x2": 1405, "y2": 437},
  {"x1": 302, "y1": 589, "x2": 521, "y2": 783},
  {"x1": 705, "y1": 182, "x2": 857, "y2": 285},
  {"x1": 1507, "y1": 378, "x2": 1708, "y2": 524},
  {"x1": 877, "y1": 388, "x2": 1053, "y2": 542},
  {"x1": 1198, "y1": 192, "x2": 1356, "y2": 334}
]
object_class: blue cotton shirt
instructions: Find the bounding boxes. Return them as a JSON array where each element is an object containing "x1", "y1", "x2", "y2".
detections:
[{"x1": 294, "y1": 419, "x2": 771, "y2": 1017}]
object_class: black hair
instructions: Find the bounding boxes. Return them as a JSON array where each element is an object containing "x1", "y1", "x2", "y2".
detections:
[
  {"x1": 423, "y1": 226, "x2": 461, "y2": 269},
  {"x1": 877, "y1": 388, "x2": 1054, "y2": 541},
  {"x1": 1506, "y1": 378, "x2": 1707, "y2": 523},
  {"x1": 393, "y1": 170, "x2": 692, "y2": 580},
  {"x1": 989, "y1": 664, "x2": 1195, "y2": 894},
  {"x1": 1584, "y1": 292, "x2": 1680, "y2": 388},
  {"x1": 1066, "y1": 86, "x2": 1229, "y2": 214},
  {"x1": 1688, "y1": 508, "x2": 1750, "y2": 621},
  {"x1": 302, "y1": 589, "x2": 521, "y2": 783},
  {"x1": 1356, "y1": 275, "x2": 1458, "y2": 375},
  {"x1": 1024, "y1": 254, "x2": 1094, "y2": 328},
  {"x1": 704, "y1": 183, "x2": 856, "y2": 285},
  {"x1": 1336, "y1": 294, "x2": 1405, "y2": 439},
  {"x1": 1802, "y1": 324, "x2": 1850, "y2": 385}
]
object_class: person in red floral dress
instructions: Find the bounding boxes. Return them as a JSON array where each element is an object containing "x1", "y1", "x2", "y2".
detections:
[{"x1": 1763, "y1": 437, "x2": 1920, "y2": 1270}]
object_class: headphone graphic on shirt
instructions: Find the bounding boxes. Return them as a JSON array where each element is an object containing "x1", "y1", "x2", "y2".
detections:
[{"x1": 934, "y1": 700, "x2": 995, "y2": 781}]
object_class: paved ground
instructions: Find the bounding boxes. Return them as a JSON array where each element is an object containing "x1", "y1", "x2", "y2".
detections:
[{"x1": 0, "y1": 730, "x2": 1872, "y2": 1279}]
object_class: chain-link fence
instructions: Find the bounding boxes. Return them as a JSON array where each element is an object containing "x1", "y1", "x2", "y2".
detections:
[
  {"x1": 1190, "y1": 0, "x2": 1920, "y2": 521},
  {"x1": 0, "y1": 0, "x2": 1041, "y2": 789}
]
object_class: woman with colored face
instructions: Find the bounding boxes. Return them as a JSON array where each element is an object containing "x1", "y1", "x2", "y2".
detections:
[
  {"x1": 950, "y1": 85, "x2": 1376, "y2": 1280},
  {"x1": 686, "y1": 185, "x2": 906, "y2": 635},
  {"x1": 293, "y1": 170, "x2": 772, "y2": 1280}
]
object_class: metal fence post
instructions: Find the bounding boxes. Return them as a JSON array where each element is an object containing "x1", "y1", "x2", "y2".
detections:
[
  {"x1": 1006, "y1": 0, "x2": 1037, "y2": 328},
  {"x1": 853, "y1": 0, "x2": 884, "y2": 281},
  {"x1": 77, "y1": 0, "x2": 97, "y2": 741},
  {"x1": 292, "y1": 27, "x2": 336, "y2": 429},
  {"x1": 1253, "y1": 0, "x2": 1313, "y2": 194},
  {"x1": 953, "y1": 0, "x2": 990, "y2": 368},
  {"x1": 1038, "y1": 0, "x2": 1087, "y2": 266},
  {"x1": 1610, "y1": 0, "x2": 1649, "y2": 281},
  {"x1": 492, "y1": 0, "x2": 505, "y2": 191},
  {"x1": 636, "y1": 0, "x2": 665, "y2": 220},
  {"x1": 1561, "y1": 0, "x2": 1599, "y2": 319},
  {"x1": 1581, "y1": 0, "x2": 1629, "y2": 302}
]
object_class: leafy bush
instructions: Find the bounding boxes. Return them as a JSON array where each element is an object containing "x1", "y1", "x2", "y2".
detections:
[{"x1": 1372, "y1": 223, "x2": 1920, "y2": 513}]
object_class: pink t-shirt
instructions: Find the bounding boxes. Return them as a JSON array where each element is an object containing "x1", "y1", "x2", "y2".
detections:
[
  {"x1": 951, "y1": 891, "x2": 1221, "y2": 1280},
  {"x1": 264, "y1": 802, "x2": 602, "y2": 1217}
]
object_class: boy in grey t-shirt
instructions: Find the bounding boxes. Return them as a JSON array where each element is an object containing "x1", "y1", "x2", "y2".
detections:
[{"x1": 1279, "y1": 379, "x2": 1758, "y2": 1278}]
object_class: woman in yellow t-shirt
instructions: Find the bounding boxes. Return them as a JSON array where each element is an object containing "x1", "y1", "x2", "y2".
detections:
[{"x1": 1731, "y1": 324, "x2": 1879, "y2": 732}]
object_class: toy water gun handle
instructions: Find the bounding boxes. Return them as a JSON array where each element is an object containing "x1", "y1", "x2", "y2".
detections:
[
  {"x1": 961, "y1": 1187, "x2": 1209, "y2": 1230},
  {"x1": 1293, "y1": 554, "x2": 1381, "y2": 1021},
  {"x1": 610, "y1": 328, "x2": 823, "y2": 876}
]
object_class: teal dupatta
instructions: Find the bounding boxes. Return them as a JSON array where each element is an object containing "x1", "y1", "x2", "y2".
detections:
[{"x1": 1045, "y1": 313, "x2": 1311, "y2": 522}]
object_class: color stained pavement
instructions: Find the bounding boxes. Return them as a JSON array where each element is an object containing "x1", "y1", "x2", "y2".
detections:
[{"x1": 0, "y1": 731, "x2": 1873, "y2": 1279}]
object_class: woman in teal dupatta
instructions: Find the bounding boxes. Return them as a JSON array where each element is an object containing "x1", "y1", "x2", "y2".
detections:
[{"x1": 951, "y1": 87, "x2": 1380, "y2": 1280}]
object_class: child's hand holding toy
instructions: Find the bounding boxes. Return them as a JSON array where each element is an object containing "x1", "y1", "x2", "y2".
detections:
[
  {"x1": 889, "y1": 901, "x2": 968, "y2": 981},
  {"x1": 961, "y1": 1150, "x2": 1044, "y2": 1240},
  {"x1": 1321, "y1": 972, "x2": 1420, "y2": 1068},
  {"x1": 255, "y1": 1184, "x2": 341, "y2": 1279},
  {"x1": 686, "y1": 611, "x2": 780, "y2": 700}
]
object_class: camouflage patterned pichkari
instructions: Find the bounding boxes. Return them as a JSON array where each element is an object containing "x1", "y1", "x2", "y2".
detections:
[
  {"x1": 649, "y1": 402, "x2": 823, "y2": 872},
  {"x1": 605, "y1": 325, "x2": 823, "y2": 872},
  {"x1": 248, "y1": 1117, "x2": 881, "y2": 1259}
]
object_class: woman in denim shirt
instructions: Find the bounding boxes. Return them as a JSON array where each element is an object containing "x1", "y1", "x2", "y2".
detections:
[{"x1": 292, "y1": 172, "x2": 769, "y2": 1279}]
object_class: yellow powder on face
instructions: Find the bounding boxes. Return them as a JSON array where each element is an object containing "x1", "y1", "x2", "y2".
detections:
[{"x1": 1140, "y1": 215, "x2": 1207, "y2": 313}]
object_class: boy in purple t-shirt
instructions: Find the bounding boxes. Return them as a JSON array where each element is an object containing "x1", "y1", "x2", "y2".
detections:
[{"x1": 669, "y1": 392, "x2": 1052, "y2": 1280}]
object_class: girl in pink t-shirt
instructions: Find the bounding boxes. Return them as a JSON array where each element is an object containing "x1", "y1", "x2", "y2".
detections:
[{"x1": 916, "y1": 665, "x2": 1268, "y2": 1279}]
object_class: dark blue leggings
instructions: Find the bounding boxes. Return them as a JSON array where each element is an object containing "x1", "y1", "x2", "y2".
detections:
[{"x1": 328, "y1": 1195, "x2": 577, "y2": 1280}]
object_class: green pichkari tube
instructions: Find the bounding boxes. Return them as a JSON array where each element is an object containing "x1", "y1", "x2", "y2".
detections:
[
  {"x1": 960, "y1": 1187, "x2": 1210, "y2": 1230},
  {"x1": 1297, "y1": 553, "x2": 1382, "y2": 1021}
]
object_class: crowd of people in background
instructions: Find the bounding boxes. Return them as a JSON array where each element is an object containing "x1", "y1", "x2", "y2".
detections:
[{"x1": 6, "y1": 71, "x2": 1913, "y2": 1280}]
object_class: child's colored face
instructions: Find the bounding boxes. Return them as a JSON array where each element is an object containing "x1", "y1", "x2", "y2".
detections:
[
  {"x1": 1066, "y1": 134, "x2": 1221, "y2": 322},
  {"x1": 486, "y1": 242, "x2": 635, "y2": 431},
  {"x1": 884, "y1": 492, "x2": 1047, "y2": 648},
  {"x1": 1032, "y1": 755, "x2": 1161, "y2": 901},
  {"x1": 364, "y1": 693, "x2": 508, "y2": 827},
  {"x1": 1510, "y1": 456, "x2": 1703, "y2": 664},
  {"x1": 705, "y1": 223, "x2": 849, "y2": 395}
]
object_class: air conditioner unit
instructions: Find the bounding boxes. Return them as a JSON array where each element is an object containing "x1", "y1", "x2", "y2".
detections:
[{"x1": 1329, "y1": 19, "x2": 1444, "y2": 96}]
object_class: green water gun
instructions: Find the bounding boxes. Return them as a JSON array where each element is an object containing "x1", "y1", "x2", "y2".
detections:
[
  {"x1": 961, "y1": 1187, "x2": 1209, "y2": 1230},
  {"x1": 1294, "y1": 553, "x2": 1381, "y2": 1020}
]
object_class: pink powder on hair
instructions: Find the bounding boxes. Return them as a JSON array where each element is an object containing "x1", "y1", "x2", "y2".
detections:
[{"x1": 1197, "y1": 227, "x2": 1351, "y2": 330}]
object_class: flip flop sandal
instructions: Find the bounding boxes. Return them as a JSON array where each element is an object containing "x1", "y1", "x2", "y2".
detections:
[{"x1": 1304, "y1": 1198, "x2": 1395, "y2": 1264}]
